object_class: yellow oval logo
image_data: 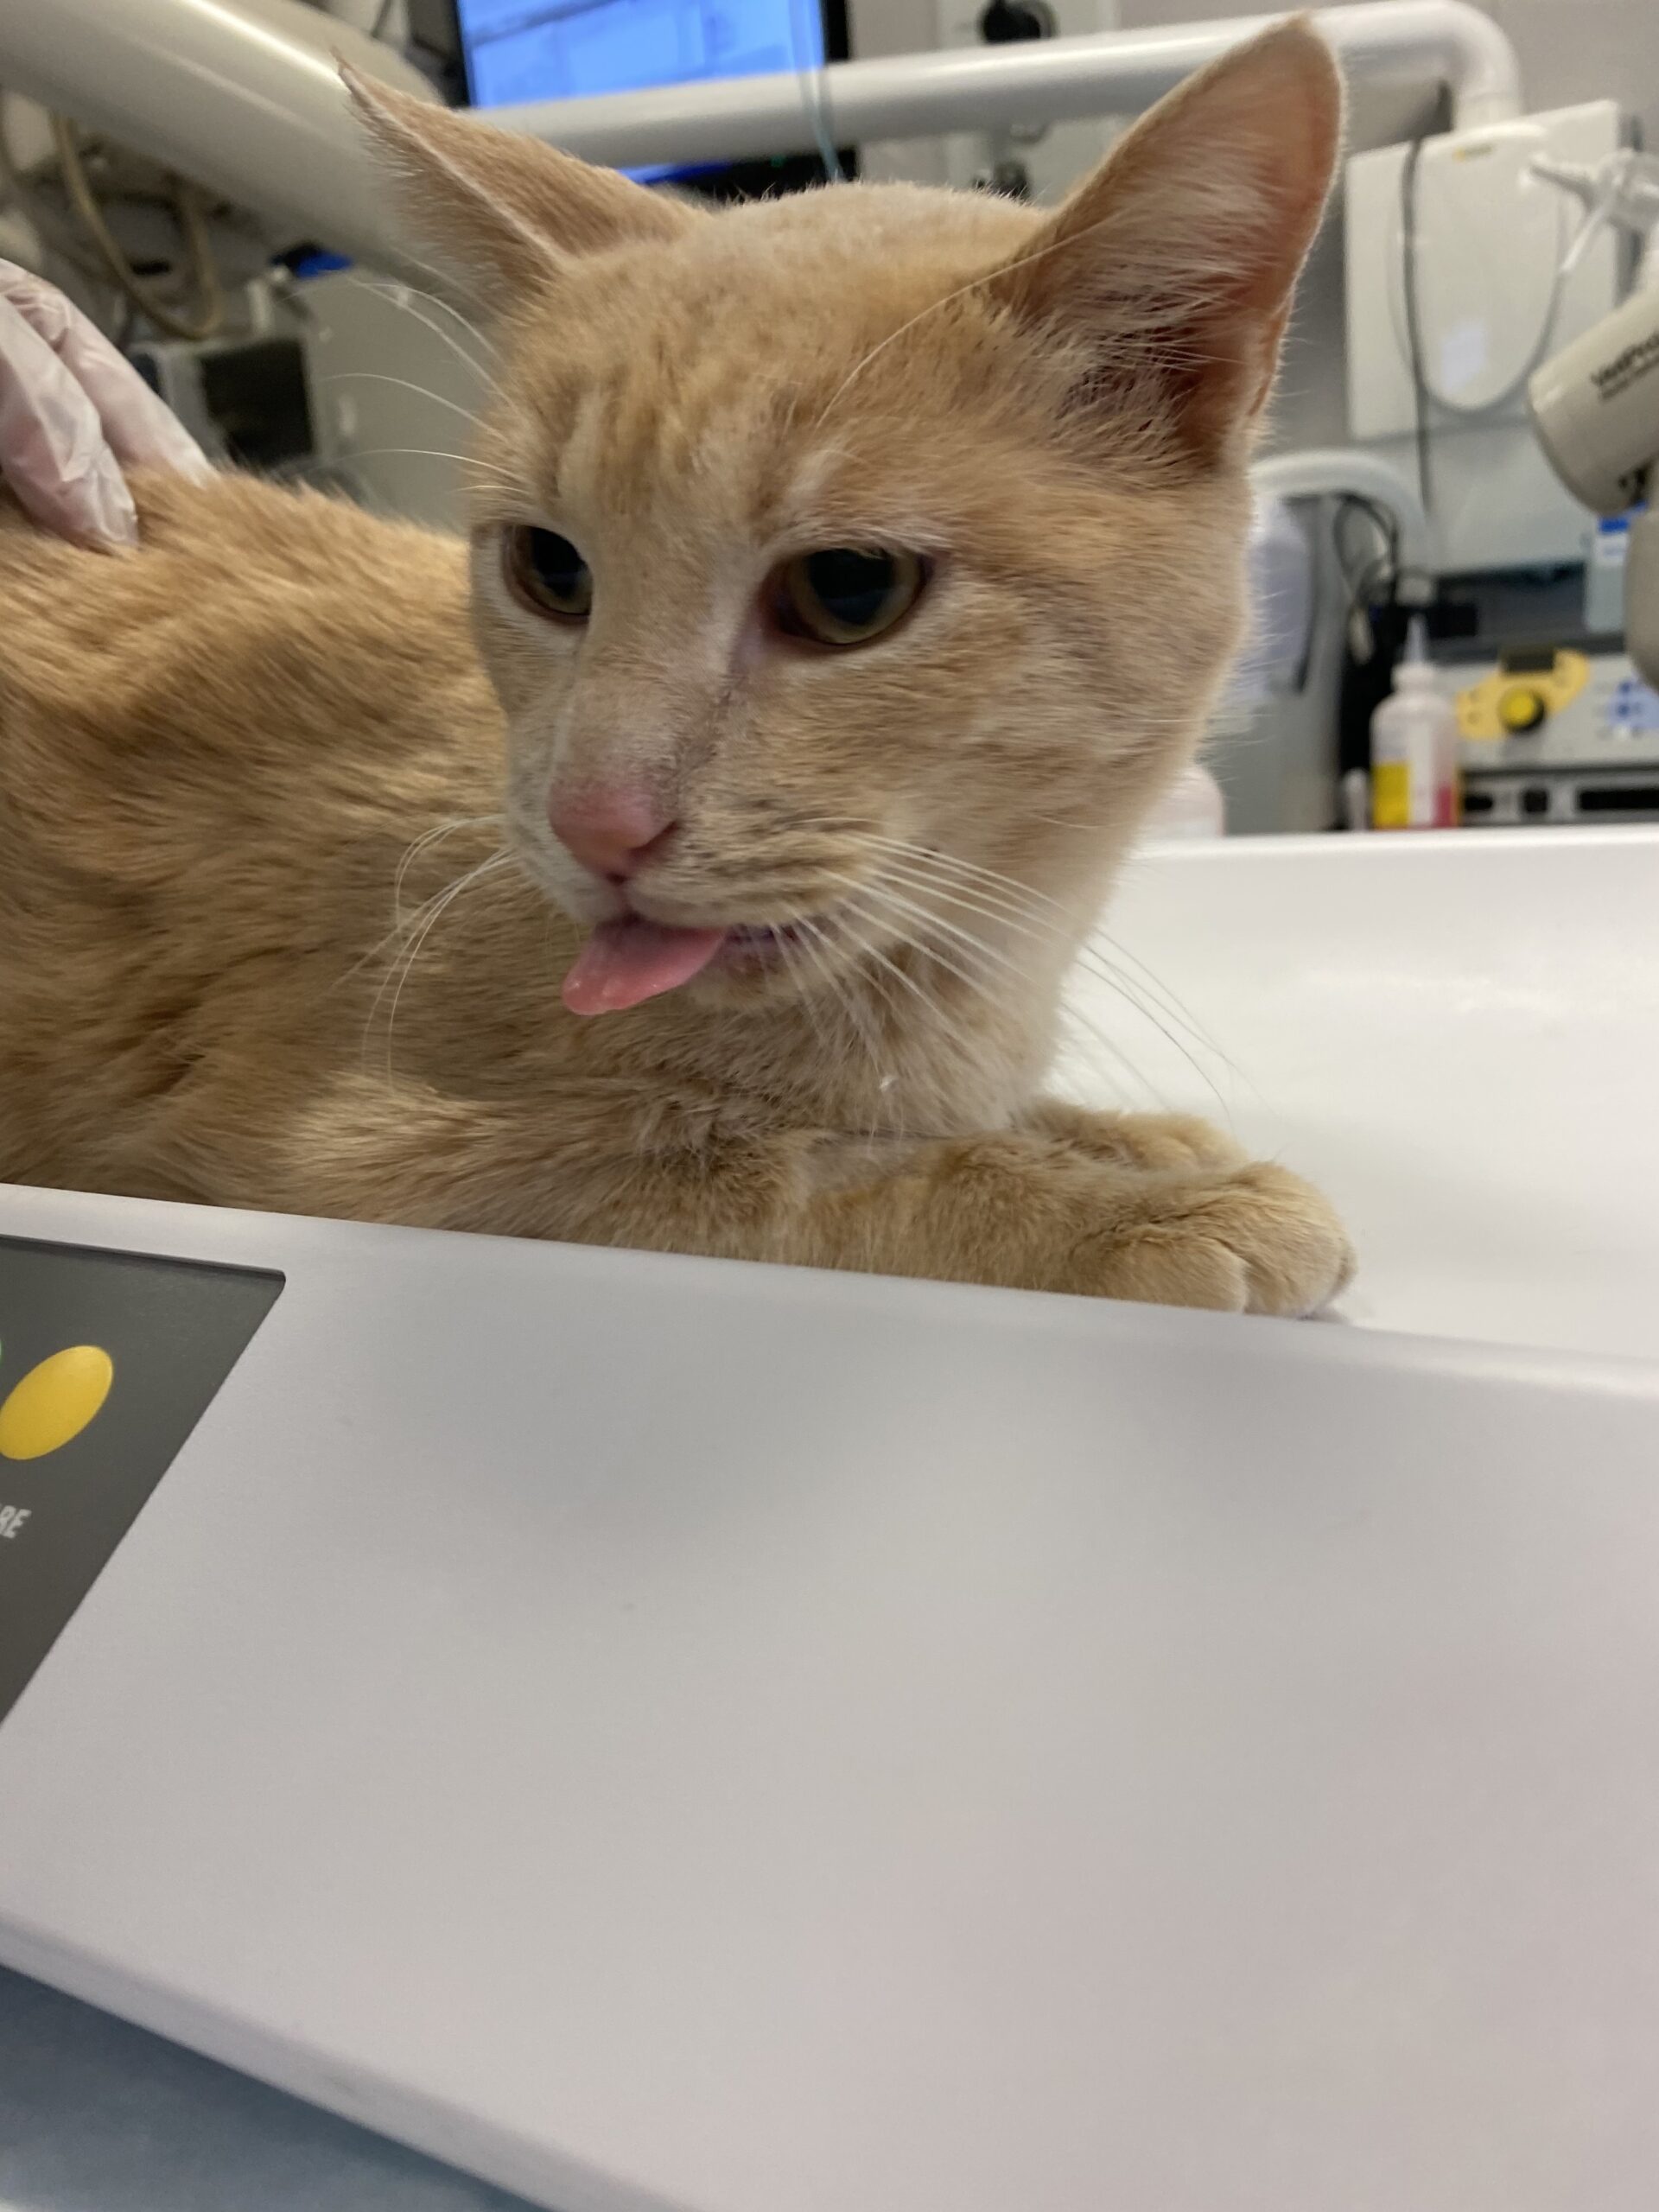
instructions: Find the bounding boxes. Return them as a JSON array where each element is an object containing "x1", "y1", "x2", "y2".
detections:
[{"x1": 0, "y1": 1346, "x2": 115, "y2": 1461}]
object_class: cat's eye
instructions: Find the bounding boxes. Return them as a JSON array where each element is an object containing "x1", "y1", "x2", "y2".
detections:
[
  {"x1": 503, "y1": 525, "x2": 594, "y2": 621},
  {"x1": 772, "y1": 547, "x2": 928, "y2": 648}
]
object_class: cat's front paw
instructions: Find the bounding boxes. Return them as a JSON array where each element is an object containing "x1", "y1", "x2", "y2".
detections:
[
  {"x1": 1063, "y1": 1159, "x2": 1354, "y2": 1318},
  {"x1": 1024, "y1": 1100, "x2": 1249, "y2": 1174}
]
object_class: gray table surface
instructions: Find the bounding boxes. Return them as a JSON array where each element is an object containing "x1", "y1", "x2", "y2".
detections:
[{"x1": 0, "y1": 1967, "x2": 536, "y2": 2212}]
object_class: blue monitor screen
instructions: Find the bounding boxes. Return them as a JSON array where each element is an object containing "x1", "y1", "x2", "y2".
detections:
[{"x1": 457, "y1": 0, "x2": 823, "y2": 116}]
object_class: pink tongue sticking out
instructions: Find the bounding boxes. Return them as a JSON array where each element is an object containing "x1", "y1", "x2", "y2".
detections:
[{"x1": 562, "y1": 918, "x2": 727, "y2": 1016}]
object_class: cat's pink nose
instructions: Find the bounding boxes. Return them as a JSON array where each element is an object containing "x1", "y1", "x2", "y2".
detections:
[{"x1": 547, "y1": 787, "x2": 676, "y2": 880}]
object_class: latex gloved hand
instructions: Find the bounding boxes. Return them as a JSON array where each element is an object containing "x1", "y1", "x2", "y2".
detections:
[{"x1": 0, "y1": 259, "x2": 213, "y2": 549}]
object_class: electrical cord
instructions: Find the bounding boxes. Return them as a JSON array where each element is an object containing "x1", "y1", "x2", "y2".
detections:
[
  {"x1": 1399, "y1": 137, "x2": 1434, "y2": 518},
  {"x1": 789, "y1": 0, "x2": 842, "y2": 182},
  {"x1": 48, "y1": 114, "x2": 221, "y2": 342},
  {"x1": 1332, "y1": 493, "x2": 1440, "y2": 667},
  {"x1": 368, "y1": 0, "x2": 398, "y2": 41},
  {"x1": 1336, "y1": 493, "x2": 1401, "y2": 591},
  {"x1": 0, "y1": 91, "x2": 111, "y2": 290}
]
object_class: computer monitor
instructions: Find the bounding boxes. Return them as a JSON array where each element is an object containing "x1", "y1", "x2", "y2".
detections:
[{"x1": 452, "y1": 0, "x2": 853, "y2": 193}]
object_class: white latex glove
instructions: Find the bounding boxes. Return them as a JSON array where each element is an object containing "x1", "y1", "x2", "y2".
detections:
[{"x1": 0, "y1": 260, "x2": 213, "y2": 549}]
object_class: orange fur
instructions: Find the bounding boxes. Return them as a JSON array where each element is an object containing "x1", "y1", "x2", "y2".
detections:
[{"x1": 0, "y1": 22, "x2": 1352, "y2": 1313}]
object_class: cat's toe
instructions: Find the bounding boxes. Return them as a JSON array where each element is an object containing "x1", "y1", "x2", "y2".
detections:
[
  {"x1": 1101, "y1": 1111, "x2": 1250, "y2": 1174},
  {"x1": 1029, "y1": 1103, "x2": 1249, "y2": 1174},
  {"x1": 1067, "y1": 1160, "x2": 1353, "y2": 1318}
]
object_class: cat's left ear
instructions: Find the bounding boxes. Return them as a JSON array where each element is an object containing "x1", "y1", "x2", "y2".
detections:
[
  {"x1": 987, "y1": 18, "x2": 1342, "y2": 466},
  {"x1": 342, "y1": 67, "x2": 702, "y2": 300}
]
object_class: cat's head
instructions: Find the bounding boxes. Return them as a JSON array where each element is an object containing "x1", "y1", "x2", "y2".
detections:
[{"x1": 349, "y1": 27, "x2": 1338, "y2": 1021}]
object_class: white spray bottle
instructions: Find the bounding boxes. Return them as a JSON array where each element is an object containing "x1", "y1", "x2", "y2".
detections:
[{"x1": 1370, "y1": 616, "x2": 1460, "y2": 830}]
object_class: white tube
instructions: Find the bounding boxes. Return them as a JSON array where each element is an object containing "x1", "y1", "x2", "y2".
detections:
[
  {"x1": 489, "y1": 2, "x2": 1523, "y2": 171},
  {"x1": 0, "y1": 0, "x2": 1521, "y2": 270},
  {"x1": 1319, "y1": 0, "x2": 1521, "y2": 130},
  {"x1": 1251, "y1": 448, "x2": 1434, "y2": 588},
  {"x1": 0, "y1": 0, "x2": 435, "y2": 272}
]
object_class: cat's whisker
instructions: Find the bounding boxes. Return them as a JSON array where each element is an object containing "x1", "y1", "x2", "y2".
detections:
[
  {"x1": 338, "y1": 447, "x2": 522, "y2": 482},
  {"x1": 362, "y1": 848, "x2": 515, "y2": 1079},
  {"x1": 832, "y1": 899, "x2": 984, "y2": 1089},
  {"x1": 343, "y1": 276, "x2": 504, "y2": 391},
  {"x1": 835, "y1": 871, "x2": 1033, "y2": 994},
  {"x1": 338, "y1": 868, "x2": 482, "y2": 991},
  {"x1": 341, "y1": 822, "x2": 508, "y2": 987},
  {"x1": 845, "y1": 880, "x2": 1171, "y2": 1113},
  {"x1": 860, "y1": 831, "x2": 1228, "y2": 1071},
  {"x1": 318, "y1": 372, "x2": 490, "y2": 430},
  {"x1": 844, "y1": 885, "x2": 1013, "y2": 1013},
  {"x1": 794, "y1": 915, "x2": 894, "y2": 1116},
  {"x1": 356, "y1": 859, "x2": 486, "y2": 1022},
  {"x1": 834, "y1": 908, "x2": 938, "y2": 1020},
  {"x1": 379, "y1": 851, "x2": 518, "y2": 1084},
  {"x1": 1090, "y1": 925, "x2": 1243, "y2": 1084},
  {"x1": 885, "y1": 874, "x2": 1236, "y2": 1123},
  {"x1": 784, "y1": 936, "x2": 886, "y2": 1141},
  {"x1": 806, "y1": 916, "x2": 917, "y2": 1148},
  {"x1": 393, "y1": 813, "x2": 506, "y2": 926},
  {"x1": 832, "y1": 831, "x2": 1198, "y2": 1064},
  {"x1": 870, "y1": 852, "x2": 1234, "y2": 1108},
  {"x1": 379, "y1": 244, "x2": 499, "y2": 320},
  {"x1": 773, "y1": 928, "x2": 830, "y2": 1059},
  {"x1": 857, "y1": 833, "x2": 1065, "y2": 917}
]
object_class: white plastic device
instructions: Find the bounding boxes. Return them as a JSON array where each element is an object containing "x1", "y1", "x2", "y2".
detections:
[
  {"x1": 1345, "y1": 100, "x2": 1625, "y2": 570},
  {"x1": 1526, "y1": 157, "x2": 1659, "y2": 690},
  {"x1": 3, "y1": 1179, "x2": 1659, "y2": 2212}
]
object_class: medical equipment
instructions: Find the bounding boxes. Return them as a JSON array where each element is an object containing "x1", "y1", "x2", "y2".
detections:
[
  {"x1": 1344, "y1": 100, "x2": 1629, "y2": 573},
  {"x1": 1529, "y1": 285, "x2": 1659, "y2": 690},
  {"x1": 1523, "y1": 143, "x2": 1659, "y2": 694},
  {"x1": 1450, "y1": 645, "x2": 1659, "y2": 823},
  {"x1": 1529, "y1": 147, "x2": 1659, "y2": 289},
  {"x1": 130, "y1": 331, "x2": 314, "y2": 473}
]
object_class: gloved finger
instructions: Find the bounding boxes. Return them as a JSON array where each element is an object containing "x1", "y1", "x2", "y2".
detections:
[
  {"x1": 0, "y1": 291, "x2": 140, "y2": 546},
  {"x1": 0, "y1": 259, "x2": 213, "y2": 483}
]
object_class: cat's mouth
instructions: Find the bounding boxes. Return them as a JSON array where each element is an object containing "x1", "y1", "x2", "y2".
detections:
[{"x1": 562, "y1": 911, "x2": 836, "y2": 1017}]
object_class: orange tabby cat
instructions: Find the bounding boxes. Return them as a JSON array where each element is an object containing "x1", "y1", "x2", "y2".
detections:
[{"x1": 0, "y1": 21, "x2": 1352, "y2": 1313}]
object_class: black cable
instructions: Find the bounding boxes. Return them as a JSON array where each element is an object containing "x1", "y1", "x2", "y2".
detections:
[
  {"x1": 369, "y1": 0, "x2": 397, "y2": 41},
  {"x1": 1399, "y1": 137, "x2": 1433, "y2": 518},
  {"x1": 1332, "y1": 493, "x2": 1409, "y2": 668},
  {"x1": 1335, "y1": 493, "x2": 1401, "y2": 598},
  {"x1": 790, "y1": 0, "x2": 841, "y2": 181}
]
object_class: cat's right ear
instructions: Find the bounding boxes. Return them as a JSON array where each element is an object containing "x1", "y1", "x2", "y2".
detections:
[
  {"x1": 343, "y1": 67, "x2": 701, "y2": 300},
  {"x1": 984, "y1": 19, "x2": 1341, "y2": 467}
]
